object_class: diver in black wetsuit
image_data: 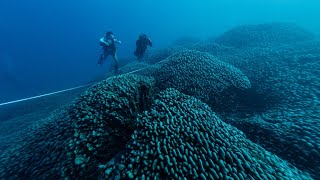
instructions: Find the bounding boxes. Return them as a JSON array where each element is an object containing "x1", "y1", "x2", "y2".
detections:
[
  {"x1": 134, "y1": 34, "x2": 152, "y2": 61},
  {"x1": 98, "y1": 31, "x2": 122, "y2": 72}
]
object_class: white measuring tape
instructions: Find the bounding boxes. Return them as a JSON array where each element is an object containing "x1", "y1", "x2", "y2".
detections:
[
  {"x1": 0, "y1": 66, "x2": 150, "y2": 107},
  {"x1": 0, "y1": 83, "x2": 94, "y2": 106}
]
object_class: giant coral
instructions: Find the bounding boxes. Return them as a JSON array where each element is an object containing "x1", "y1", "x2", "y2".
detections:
[
  {"x1": 215, "y1": 23, "x2": 315, "y2": 48},
  {"x1": 0, "y1": 74, "x2": 155, "y2": 179},
  {"x1": 102, "y1": 88, "x2": 311, "y2": 179},
  {"x1": 136, "y1": 50, "x2": 251, "y2": 112}
]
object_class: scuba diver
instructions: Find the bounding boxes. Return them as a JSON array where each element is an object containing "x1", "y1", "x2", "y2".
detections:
[
  {"x1": 134, "y1": 33, "x2": 152, "y2": 61},
  {"x1": 98, "y1": 31, "x2": 121, "y2": 72}
]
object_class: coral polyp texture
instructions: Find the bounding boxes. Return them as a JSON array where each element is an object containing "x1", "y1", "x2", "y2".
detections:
[
  {"x1": 136, "y1": 50, "x2": 251, "y2": 111},
  {"x1": 0, "y1": 74, "x2": 155, "y2": 179},
  {"x1": 219, "y1": 42, "x2": 320, "y2": 177},
  {"x1": 195, "y1": 23, "x2": 319, "y2": 178},
  {"x1": 102, "y1": 88, "x2": 311, "y2": 179}
]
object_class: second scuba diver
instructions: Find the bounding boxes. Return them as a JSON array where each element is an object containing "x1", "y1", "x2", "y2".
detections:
[{"x1": 134, "y1": 34, "x2": 152, "y2": 61}]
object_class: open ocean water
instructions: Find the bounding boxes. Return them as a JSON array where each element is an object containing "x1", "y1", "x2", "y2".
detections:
[{"x1": 0, "y1": 0, "x2": 319, "y2": 179}]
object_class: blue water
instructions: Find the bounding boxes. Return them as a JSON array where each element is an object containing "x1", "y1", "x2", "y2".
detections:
[{"x1": 1, "y1": 0, "x2": 319, "y2": 103}]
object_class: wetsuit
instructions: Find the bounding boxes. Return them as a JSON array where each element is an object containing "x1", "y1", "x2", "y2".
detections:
[
  {"x1": 98, "y1": 35, "x2": 121, "y2": 73},
  {"x1": 134, "y1": 36, "x2": 152, "y2": 60}
]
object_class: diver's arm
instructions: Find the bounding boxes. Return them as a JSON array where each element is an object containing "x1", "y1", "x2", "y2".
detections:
[
  {"x1": 115, "y1": 39, "x2": 122, "y2": 44},
  {"x1": 148, "y1": 38, "x2": 153, "y2": 47},
  {"x1": 99, "y1": 37, "x2": 109, "y2": 46}
]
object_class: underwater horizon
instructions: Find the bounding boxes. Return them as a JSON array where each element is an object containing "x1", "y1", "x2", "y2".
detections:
[
  {"x1": 1, "y1": 0, "x2": 320, "y2": 103},
  {"x1": 1, "y1": 0, "x2": 320, "y2": 179}
]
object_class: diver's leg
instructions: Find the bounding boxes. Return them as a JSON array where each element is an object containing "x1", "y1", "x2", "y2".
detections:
[
  {"x1": 113, "y1": 52, "x2": 118, "y2": 64},
  {"x1": 98, "y1": 50, "x2": 107, "y2": 64},
  {"x1": 136, "y1": 49, "x2": 143, "y2": 61},
  {"x1": 112, "y1": 51, "x2": 119, "y2": 73},
  {"x1": 134, "y1": 49, "x2": 138, "y2": 57},
  {"x1": 98, "y1": 53, "x2": 104, "y2": 64},
  {"x1": 103, "y1": 50, "x2": 109, "y2": 62}
]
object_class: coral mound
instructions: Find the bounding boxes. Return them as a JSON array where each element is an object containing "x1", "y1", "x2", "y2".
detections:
[
  {"x1": 215, "y1": 23, "x2": 315, "y2": 48},
  {"x1": 0, "y1": 74, "x2": 155, "y2": 179},
  {"x1": 218, "y1": 42, "x2": 320, "y2": 177},
  {"x1": 138, "y1": 50, "x2": 251, "y2": 111},
  {"x1": 102, "y1": 88, "x2": 311, "y2": 180}
]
